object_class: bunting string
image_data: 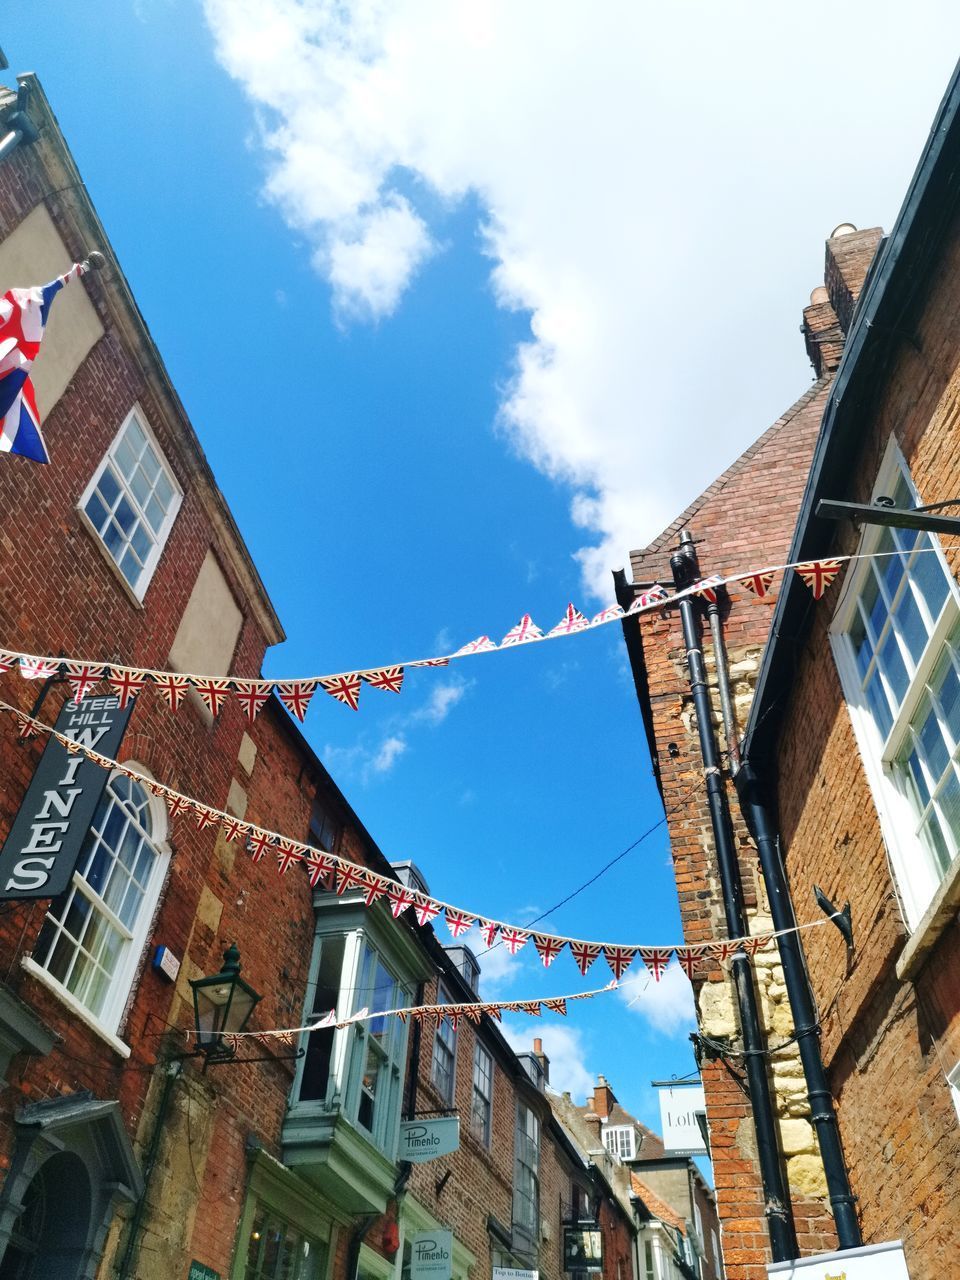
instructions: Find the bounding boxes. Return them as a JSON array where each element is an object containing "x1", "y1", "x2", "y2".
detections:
[
  {"x1": 0, "y1": 545, "x2": 945, "y2": 720},
  {"x1": 0, "y1": 701, "x2": 839, "y2": 988}
]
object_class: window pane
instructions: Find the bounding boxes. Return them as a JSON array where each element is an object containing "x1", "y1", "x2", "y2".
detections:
[
  {"x1": 155, "y1": 471, "x2": 174, "y2": 510},
  {"x1": 130, "y1": 466, "x2": 151, "y2": 508},
  {"x1": 103, "y1": 520, "x2": 124, "y2": 560},
  {"x1": 144, "y1": 494, "x2": 164, "y2": 533},
  {"x1": 114, "y1": 495, "x2": 136, "y2": 537},
  {"x1": 299, "y1": 934, "x2": 346, "y2": 1103},
  {"x1": 84, "y1": 491, "x2": 108, "y2": 533},
  {"x1": 912, "y1": 541, "x2": 950, "y2": 621},
  {"x1": 935, "y1": 770, "x2": 960, "y2": 858},
  {"x1": 877, "y1": 528, "x2": 905, "y2": 599},
  {"x1": 879, "y1": 630, "x2": 909, "y2": 708},
  {"x1": 119, "y1": 546, "x2": 141, "y2": 586},
  {"x1": 850, "y1": 607, "x2": 873, "y2": 682},
  {"x1": 141, "y1": 445, "x2": 161, "y2": 482},
  {"x1": 865, "y1": 672, "x2": 893, "y2": 742},
  {"x1": 113, "y1": 433, "x2": 137, "y2": 479},
  {"x1": 918, "y1": 703, "x2": 950, "y2": 781},
  {"x1": 124, "y1": 416, "x2": 147, "y2": 458},
  {"x1": 98, "y1": 466, "x2": 120, "y2": 510},
  {"x1": 895, "y1": 587, "x2": 926, "y2": 668},
  {"x1": 936, "y1": 656, "x2": 960, "y2": 747}
]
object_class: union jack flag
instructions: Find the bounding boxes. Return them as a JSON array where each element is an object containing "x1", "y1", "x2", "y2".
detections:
[
  {"x1": 693, "y1": 575, "x2": 724, "y2": 604},
  {"x1": 192, "y1": 676, "x2": 232, "y2": 718},
  {"x1": 0, "y1": 261, "x2": 91, "y2": 463},
  {"x1": 304, "y1": 849, "x2": 336, "y2": 888},
  {"x1": 166, "y1": 795, "x2": 193, "y2": 819},
  {"x1": 736, "y1": 570, "x2": 776, "y2": 598},
  {"x1": 628, "y1": 585, "x2": 669, "y2": 613},
  {"x1": 65, "y1": 662, "x2": 105, "y2": 702},
  {"x1": 462, "y1": 1004, "x2": 483, "y2": 1024},
  {"x1": 591, "y1": 604, "x2": 624, "y2": 625},
  {"x1": 408, "y1": 657, "x2": 450, "y2": 668},
  {"x1": 603, "y1": 945, "x2": 638, "y2": 980},
  {"x1": 387, "y1": 886, "x2": 416, "y2": 918},
  {"x1": 246, "y1": 829, "x2": 275, "y2": 863},
  {"x1": 548, "y1": 604, "x2": 589, "y2": 636},
  {"x1": 710, "y1": 940, "x2": 740, "y2": 963},
  {"x1": 110, "y1": 669, "x2": 147, "y2": 708},
  {"x1": 335, "y1": 863, "x2": 369, "y2": 895},
  {"x1": 500, "y1": 615, "x2": 543, "y2": 646},
  {"x1": 742, "y1": 935, "x2": 768, "y2": 956},
  {"x1": 361, "y1": 666, "x2": 405, "y2": 694},
  {"x1": 20, "y1": 656, "x2": 58, "y2": 681},
  {"x1": 446, "y1": 1008, "x2": 463, "y2": 1032},
  {"x1": 500, "y1": 927, "x2": 529, "y2": 956},
  {"x1": 533, "y1": 934, "x2": 564, "y2": 967},
  {"x1": 153, "y1": 672, "x2": 190, "y2": 712},
  {"x1": 15, "y1": 712, "x2": 41, "y2": 739},
  {"x1": 454, "y1": 636, "x2": 496, "y2": 656},
  {"x1": 445, "y1": 908, "x2": 476, "y2": 938},
  {"x1": 795, "y1": 559, "x2": 843, "y2": 600},
  {"x1": 485, "y1": 1005, "x2": 502, "y2": 1022},
  {"x1": 0, "y1": 651, "x2": 16, "y2": 672},
  {"x1": 233, "y1": 679, "x2": 271, "y2": 721},
  {"x1": 639, "y1": 947, "x2": 673, "y2": 981},
  {"x1": 543, "y1": 997, "x2": 567, "y2": 1016},
  {"x1": 569, "y1": 940, "x2": 602, "y2": 974},
  {"x1": 413, "y1": 896, "x2": 441, "y2": 927},
  {"x1": 674, "y1": 947, "x2": 703, "y2": 980},
  {"x1": 276, "y1": 840, "x2": 302, "y2": 875},
  {"x1": 478, "y1": 919, "x2": 499, "y2": 947},
  {"x1": 362, "y1": 875, "x2": 387, "y2": 907},
  {"x1": 193, "y1": 806, "x2": 220, "y2": 832},
  {"x1": 220, "y1": 816, "x2": 249, "y2": 844},
  {"x1": 277, "y1": 678, "x2": 318, "y2": 720},
  {"x1": 318, "y1": 674, "x2": 360, "y2": 712}
]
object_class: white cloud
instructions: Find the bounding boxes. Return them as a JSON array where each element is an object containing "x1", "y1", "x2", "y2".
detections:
[
  {"x1": 411, "y1": 677, "x2": 472, "y2": 726},
  {"x1": 502, "y1": 1020, "x2": 594, "y2": 1102},
  {"x1": 619, "y1": 964, "x2": 696, "y2": 1037},
  {"x1": 372, "y1": 733, "x2": 407, "y2": 772},
  {"x1": 203, "y1": 0, "x2": 960, "y2": 596}
]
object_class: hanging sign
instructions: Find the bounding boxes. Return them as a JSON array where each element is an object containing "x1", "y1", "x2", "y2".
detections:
[
  {"x1": 399, "y1": 1117, "x2": 460, "y2": 1162},
  {"x1": 493, "y1": 1271, "x2": 538, "y2": 1280},
  {"x1": 188, "y1": 1264, "x2": 222, "y2": 1280},
  {"x1": 0, "y1": 694, "x2": 133, "y2": 899},
  {"x1": 657, "y1": 1083, "x2": 707, "y2": 1156},
  {"x1": 564, "y1": 1226, "x2": 603, "y2": 1272},
  {"x1": 410, "y1": 1231, "x2": 453, "y2": 1280},
  {"x1": 767, "y1": 1239, "x2": 911, "y2": 1278}
]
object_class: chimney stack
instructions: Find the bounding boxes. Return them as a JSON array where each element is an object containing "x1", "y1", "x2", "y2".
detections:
[
  {"x1": 533, "y1": 1037, "x2": 550, "y2": 1084},
  {"x1": 802, "y1": 224, "x2": 883, "y2": 377},
  {"x1": 589, "y1": 1074, "x2": 616, "y2": 1120}
]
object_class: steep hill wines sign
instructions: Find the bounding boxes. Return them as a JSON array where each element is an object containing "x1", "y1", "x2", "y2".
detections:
[{"x1": 0, "y1": 695, "x2": 132, "y2": 899}]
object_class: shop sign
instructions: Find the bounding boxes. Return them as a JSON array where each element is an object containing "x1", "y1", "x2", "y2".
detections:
[
  {"x1": 563, "y1": 1226, "x2": 603, "y2": 1272},
  {"x1": 0, "y1": 695, "x2": 132, "y2": 900},
  {"x1": 187, "y1": 1263, "x2": 221, "y2": 1280},
  {"x1": 399, "y1": 1116, "x2": 460, "y2": 1162},
  {"x1": 492, "y1": 1270, "x2": 538, "y2": 1280},
  {"x1": 766, "y1": 1239, "x2": 911, "y2": 1279},
  {"x1": 657, "y1": 1083, "x2": 707, "y2": 1155},
  {"x1": 410, "y1": 1230, "x2": 453, "y2": 1280}
]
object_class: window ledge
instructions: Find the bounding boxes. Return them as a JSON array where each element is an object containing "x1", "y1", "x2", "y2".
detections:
[
  {"x1": 21, "y1": 957, "x2": 131, "y2": 1059},
  {"x1": 896, "y1": 852, "x2": 960, "y2": 981},
  {"x1": 75, "y1": 504, "x2": 147, "y2": 610}
]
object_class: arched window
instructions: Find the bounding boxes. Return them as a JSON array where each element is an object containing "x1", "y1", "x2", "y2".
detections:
[{"x1": 31, "y1": 770, "x2": 169, "y2": 1033}]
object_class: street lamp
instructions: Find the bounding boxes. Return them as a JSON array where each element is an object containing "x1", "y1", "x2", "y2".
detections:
[{"x1": 189, "y1": 943, "x2": 261, "y2": 1063}]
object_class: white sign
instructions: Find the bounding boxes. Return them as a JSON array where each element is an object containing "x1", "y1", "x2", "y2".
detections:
[
  {"x1": 410, "y1": 1231, "x2": 453, "y2": 1280},
  {"x1": 493, "y1": 1270, "x2": 538, "y2": 1280},
  {"x1": 767, "y1": 1239, "x2": 911, "y2": 1279},
  {"x1": 399, "y1": 1117, "x2": 460, "y2": 1162},
  {"x1": 658, "y1": 1084, "x2": 707, "y2": 1155}
]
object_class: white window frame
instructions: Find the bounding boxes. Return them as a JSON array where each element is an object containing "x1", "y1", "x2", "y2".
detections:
[
  {"x1": 830, "y1": 440, "x2": 960, "y2": 929},
  {"x1": 78, "y1": 406, "x2": 182, "y2": 602},
  {"x1": 471, "y1": 1041, "x2": 494, "y2": 1148},
  {"x1": 513, "y1": 1101, "x2": 540, "y2": 1238},
  {"x1": 430, "y1": 980, "x2": 457, "y2": 1105},
  {"x1": 25, "y1": 764, "x2": 170, "y2": 1037},
  {"x1": 602, "y1": 1124, "x2": 635, "y2": 1161}
]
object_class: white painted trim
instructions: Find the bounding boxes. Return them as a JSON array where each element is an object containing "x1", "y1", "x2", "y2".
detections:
[{"x1": 20, "y1": 956, "x2": 131, "y2": 1058}]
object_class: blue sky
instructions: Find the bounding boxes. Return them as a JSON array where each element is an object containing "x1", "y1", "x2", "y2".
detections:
[{"x1": 7, "y1": 1, "x2": 960, "y2": 1136}]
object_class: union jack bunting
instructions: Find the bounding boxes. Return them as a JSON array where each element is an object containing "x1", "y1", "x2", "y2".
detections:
[
  {"x1": 276, "y1": 840, "x2": 303, "y2": 875},
  {"x1": 462, "y1": 1005, "x2": 483, "y2": 1024},
  {"x1": 591, "y1": 604, "x2": 624, "y2": 625},
  {"x1": 478, "y1": 919, "x2": 499, "y2": 948},
  {"x1": 0, "y1": 261, "x2": 91, "y2": 463},
  {"x1": 408, "y1": 658, "x2": 450, "y2": 668},
  {"x1": 311, "y1": 1010, "x2": 337, "y2": 1030},
  {"x1": 674, "y1": 947, "x2": 702, "y2": 980},
  {"x1": 220, "y1": 816, "x2": 249, "y2": 844},
  {"x1": 110, "y1": 669, "x2": 148, "y2": 708},
  {"x1": 191, "y1": 677, "x2": 232, "y2": 718},
  {"x1": 710, "y1": 940, "x2": 740, "y2": 963},
  {"x1": 304, "y1": 850, "x2": 336, "y2": 888},
  {"x1": 795, "y1": 559, "x2": 843, "y2": 600},
  {"x1": 64, "y1": 735, "x2": 83, "y2": 754},
  {"x1": 65, "y1": 662, "x2": 105, "y2": 702},
  {"x1": 603, "y1": 945, "x2": 638, "y2": 980},
  {"x1": 153, "y1": 672, "x2": 191, "y2": 712},
  {"x1": 742, "y1": 935, "x2": 768, "y2": 956},
  {"x1": 431, "y1": 1006, "x2": 448, "y2": 1027},
  {"x1": 362, "y1": 875, "x2": 388, "y2": 907},
  {"x1": 548, "y1": 604, "x2": 589, "y2": 636},
  {"x1": 500, "y1": 927, "x2": 529, "y2": 956},
  {"x1": 277, "y1": 679, "x2": 319, "y2": 720},
  {"x1": 520, "y1": 1001, "x2": 542, "y2": 1016},
  {"x1": 396, "y1": 1010, "x2": 408, "y2": 1024},
  {"x1": 445, "y1": 908, "x2": 476, "y2": 939},
  {"x1": 413, "y1": 896, "x2": 442, "y2": 927},
  {"x1": 233, "y1": 679, "x2": 271, "y2": 721},
  {"x1": 693, "y1": 575, "x2": 724, "y2": 604},
  {"x1": 454, "y1": 636, "x2": 496, "y2": 656},
  {"x1": 533, "y1": 934, "x2": 565, "y2": 967},
  {"x1": 639, "y1": 947, "x2": 673, "y2": 981},
  {"x1": 736, "y1": 570, "x2": 776, "y2": 598},
  {"x1": 501, "y1": 615, "x2": 543, "y2": 646},
  {"x1": 569, "y1": 940, "x2": 602, "y2": 975},
  {"x1": 318, "y1": 674, "x2": 361, "y2": 712},
  {"x1": 20, "y1": 655, "x2": 58, "y2": 681},
  {"x1": 543, "y1": 997, "x2": 567, "y2": 1016},
  {"x1": 361, "y1": 666, "x2": 405, "y2": 693},
  {"x1": 485, "y1": 1005, "x2": 502, "y2": 1022},
  {"x1": 386, "y1": 886, "x2": 416, "y2": 919},
  {"x1": 15, "y1": 712, "x2": 40, "y2": 739},
  {"x1": 246, "y1": 829, "x2": 275, "y2": 863},
  {"x1": 447, "y1": 1009, "x2": 463, "y2": 1032},
  {"x1": 193, "y1": 806, "x2": 220, "y2": 831},
  {"x1": 166, "y1": 794, "x2": 194, "y2": 819},
  {"x1": 336, "y1": 863, "x2": 369, "y2": 895},
  {"x1": 628, "y1": 585, "x2": 668, "y2": 613},
  {"x1": 501, "y1": 1002, "x2": 523, "y2": 1013}
]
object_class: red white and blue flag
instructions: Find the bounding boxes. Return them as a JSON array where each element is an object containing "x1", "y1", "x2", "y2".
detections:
[{"x1": 0, "y1": 262, "x2": 90, "y2": 463}]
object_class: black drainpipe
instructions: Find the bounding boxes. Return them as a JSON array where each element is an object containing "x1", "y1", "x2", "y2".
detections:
[
  {"x1": 671, "y1": 530, "x2": 796, "y2": 1263},
  {"x1": 0, "y1": 80, "x2": 39, "y2": 167},
  {"x1": 734, "y1": 763, "x2": 862, "y2": 1249}
]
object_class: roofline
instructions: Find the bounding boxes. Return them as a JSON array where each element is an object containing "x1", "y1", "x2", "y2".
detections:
[
  {"x1": 7, "y1": 73, "x2": 285, "y2": 648},
  {"x1": 743, "y1": 54, "x2": 960, "y2": 767}
]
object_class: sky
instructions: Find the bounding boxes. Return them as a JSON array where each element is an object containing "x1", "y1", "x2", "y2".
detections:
[{"x1": 5, "y1": 2, "x2": 960, "y2": 1143}]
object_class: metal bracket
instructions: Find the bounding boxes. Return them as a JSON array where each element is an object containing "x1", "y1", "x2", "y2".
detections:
[
  {"x1": 816, "y1": 497, "x2": 960, "y2": 536},
  {"x1": 813, "y1": 884, "x2": 854, "y2": 952}
]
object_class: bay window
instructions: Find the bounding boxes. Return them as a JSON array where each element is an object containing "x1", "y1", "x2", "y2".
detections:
[
  {"x1": 431, "y1": 981, "x2": 457, "y2": 1105},
  {"x1": 513, "y1": 1102, "x2": 540, "y2": 1240}
]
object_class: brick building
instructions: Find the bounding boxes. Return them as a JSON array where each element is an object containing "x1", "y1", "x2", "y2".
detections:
[
  {"x1": 617, "y1": 54, "x2": 960, "y2": 1280},
  {"x1": 0, "y1": 71, "x2": 640, "y2": 1280}
]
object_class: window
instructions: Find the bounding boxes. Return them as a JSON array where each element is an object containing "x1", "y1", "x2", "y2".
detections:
[
  {"x1": 832, "y1": 445, "x2": 960, "y2": 927},
  {"x1": 294, "y1": 913, "x2": 411, "y2": 1157},
  {"x1": 244, "y1": 1205, "x2": 327, "y2": 1280},
  {"x1": 308, "y1": 794, "x2": 339, "y2": 854},
  {"x1": 602, "y1": 1125, "x2": 635, "y2": 1161},
  {"x1": 431, "y1": 981, "x2": 457, "y2": 1105},
  {"x1": 80, "y1": 408, "x2": 181, "y2": 599},
  {"x1": 472, "y1": 1043, "x2": 493, "y2": 1147},
  {"x1": 31, "y1": 770, "x2": 168, "y2": 1032},
  {"x1": 513, "y1": 1102, "x2": 540, "y2": 1237}
]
